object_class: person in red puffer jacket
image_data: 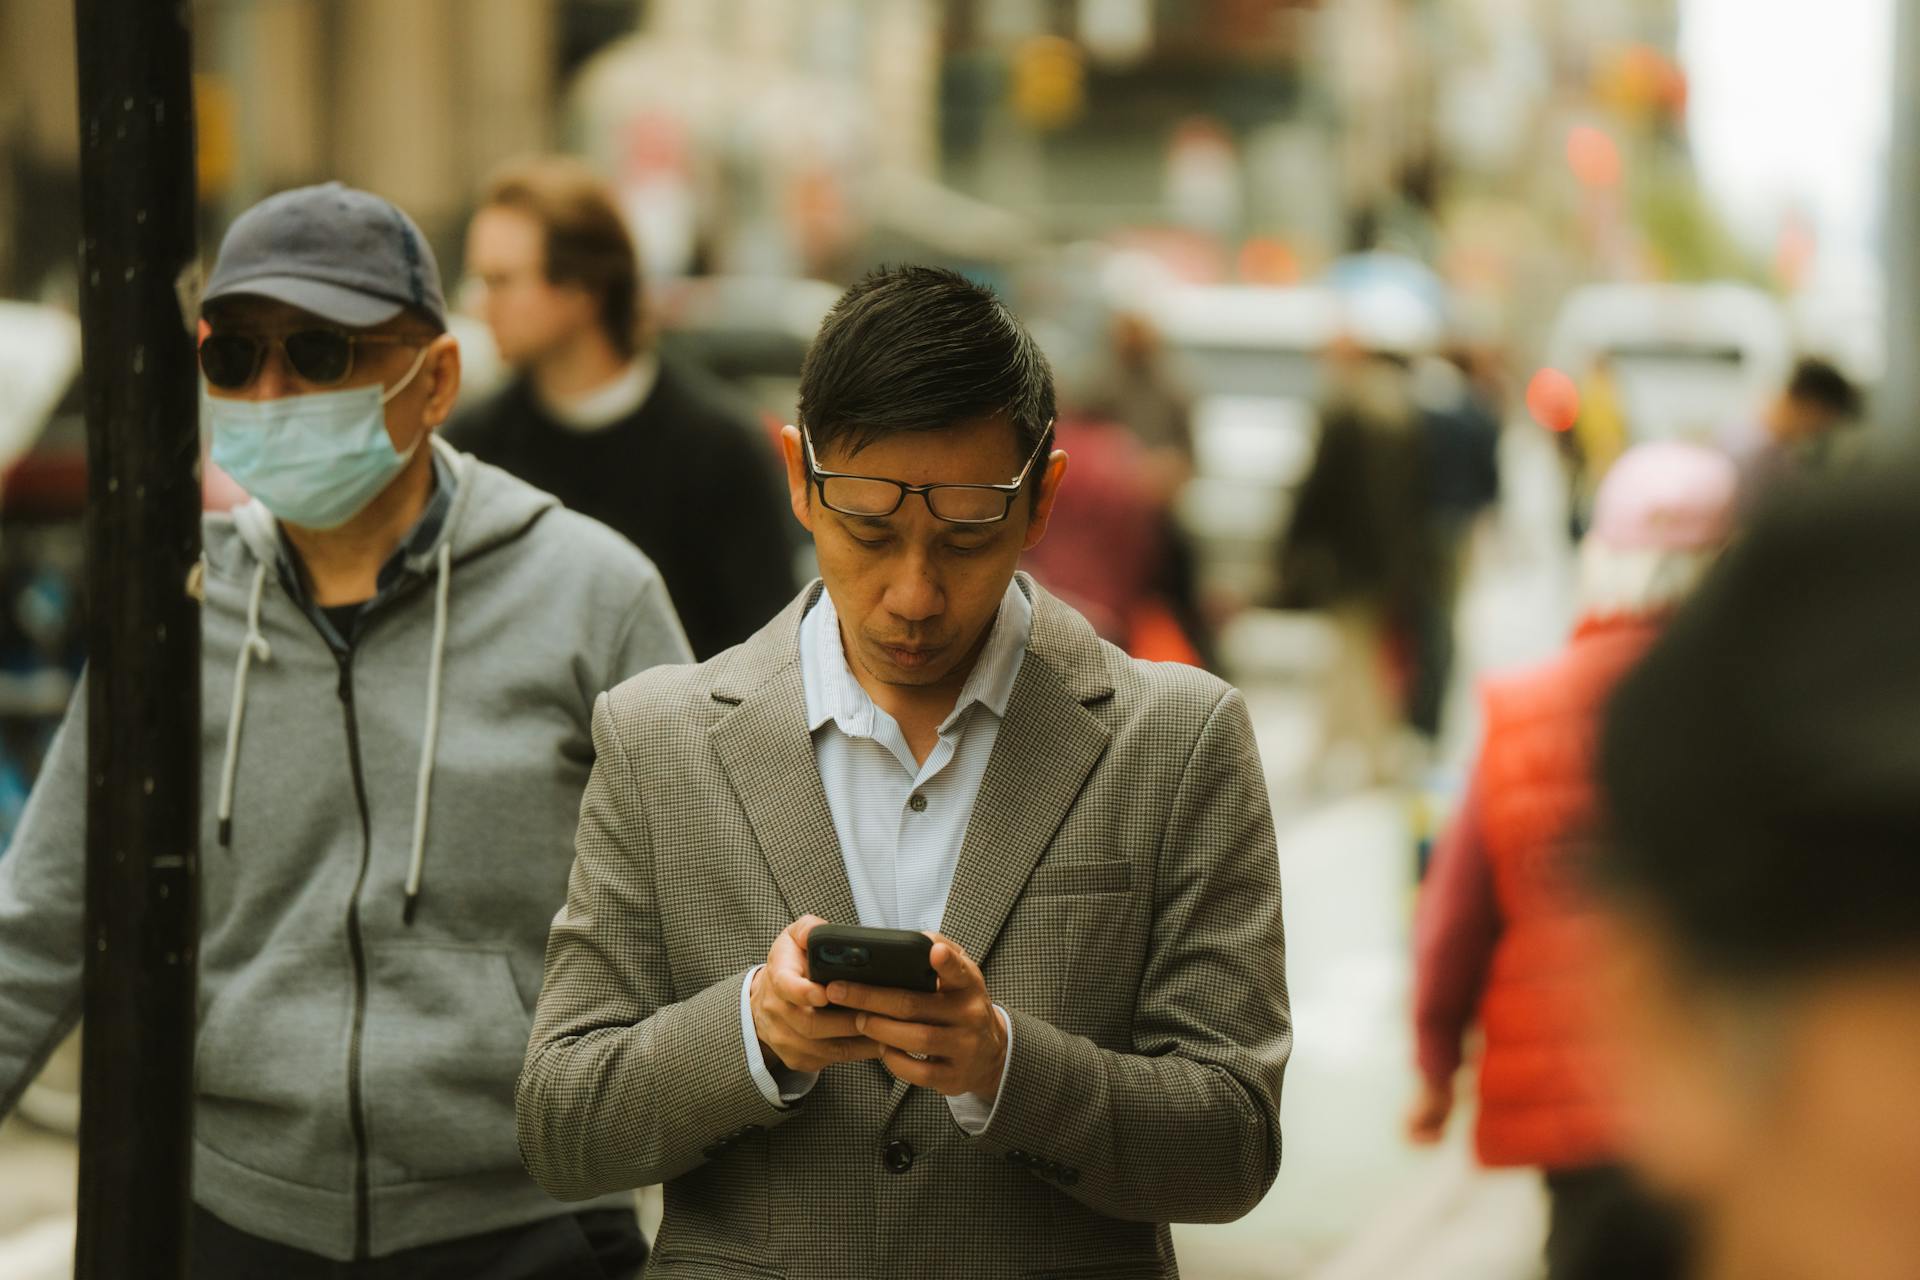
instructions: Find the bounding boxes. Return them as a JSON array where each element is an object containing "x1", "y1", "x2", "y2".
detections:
[{"x1": 1408, "y1": 441, "x2": 1738, "y2": 1280}]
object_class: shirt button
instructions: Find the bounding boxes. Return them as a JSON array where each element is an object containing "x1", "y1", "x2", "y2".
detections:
[
  {"x1": 908, "y1": 793, "x2": 928, "y2": 813},
  {"x1": 882, "y1": 1139, "x2": 915, "y2": 1174}
]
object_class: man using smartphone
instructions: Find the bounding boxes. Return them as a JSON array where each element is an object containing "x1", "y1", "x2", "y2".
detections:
[{"x1": 520, "y1": 265, "x2": 1291, "y2": 1276}]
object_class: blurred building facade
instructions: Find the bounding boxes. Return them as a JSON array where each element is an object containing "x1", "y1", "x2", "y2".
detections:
[
  {"x1": 0, "y1": 0, "x2": 626, "y2": 298},
  {"x1": 2, "y1": 0, "x2": 1769, "y2": 368}
]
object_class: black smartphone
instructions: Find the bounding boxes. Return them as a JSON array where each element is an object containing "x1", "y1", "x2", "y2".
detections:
[{"x1": 807, "y1": 924, "x2": 938, "y2": 993}]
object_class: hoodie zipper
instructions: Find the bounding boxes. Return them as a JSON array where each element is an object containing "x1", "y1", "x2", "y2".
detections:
[{"x1": 335, "y1": 644, "x2": 375, "y2": 1261}]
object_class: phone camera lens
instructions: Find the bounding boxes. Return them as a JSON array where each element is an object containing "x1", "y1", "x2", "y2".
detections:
[{"x1": 846, "y1": 946, "x2": 870, "y2": 967}]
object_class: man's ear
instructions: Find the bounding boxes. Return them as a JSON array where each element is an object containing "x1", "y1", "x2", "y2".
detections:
[
  {"x1": 780, "y1": 424, "x2": 815, "y2": 533},
  {"x1": 1593, "y1": 908, "x2": 1745, "y2": 1200},
  {"x1": 420, "y1": 333, "x2": 463, "y2": 429},
  {"x1": 1019, "y1": 450, "x2": 1070, "y2": 552}
]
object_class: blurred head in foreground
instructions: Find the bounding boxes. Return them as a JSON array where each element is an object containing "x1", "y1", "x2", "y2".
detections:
[
  {"x1": 1599, "y1": 463, "x2": 1920, "y2": 1280},
  {"x1": 1576, "y1": 441, "x2": 1739, "y2": 622}
]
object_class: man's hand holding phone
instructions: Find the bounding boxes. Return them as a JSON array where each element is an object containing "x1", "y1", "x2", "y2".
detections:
[
  {"x1": 827, "y1": 933, "x2": 1008, "y2": 1103},
  {"x1": 750, "y1": 916, "x2": 884, "y2": 1073}
]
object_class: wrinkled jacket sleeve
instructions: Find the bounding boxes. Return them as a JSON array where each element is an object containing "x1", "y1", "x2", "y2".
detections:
[
  {"x1": 0, "y1": 683, "x2": 89, "y2": 1115},
  {"x1": 516, "y1": 692, "x2": 797, "y2": 1199},
  {"x1": 970, "y1": 688, "x2": 1292, "y2": 1224}
]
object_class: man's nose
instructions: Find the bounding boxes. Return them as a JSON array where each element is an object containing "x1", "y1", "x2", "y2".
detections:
[
  {"x1": 248, "y1": 345, "x2": 295, "y2": 401},
  {"x1": 883, "y1": 551, "x2": 944, "y2": 623}
]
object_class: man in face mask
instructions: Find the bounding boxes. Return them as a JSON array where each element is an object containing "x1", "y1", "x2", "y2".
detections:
[{"x1": 0, "y1": 182, "x2": 691, "y2": 1277}]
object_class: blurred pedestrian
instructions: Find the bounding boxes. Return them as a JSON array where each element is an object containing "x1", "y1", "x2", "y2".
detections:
[
  {"x1": 1282, "y1": 359, "x2": 1433, "y2": 787},
  {"x1": 0, "y1": 183, "x2": 689, "y2": 1277},
  {"x1": 1728, "y1": 355, "x2": 1864, "y2": 503},
  {"x1": 1405, "y1": 349, "x2": 1502, "y2": 742},
  {"x1": 1077, "y1": 309, "x2": 1216, "y2": 666},
  {"x1": 450, "y1": 155, "x2": 795, "y2": 660},
  {"x1": 1017, "y1": 412, "x2": 1166, "y2": 646},
  {"x1": 1597, "y1": 456, "x2": 1920, "y2": 1280},
  {"x1": 1409, "y1": 442, "x2": 1739, "y2": 1280},
  {"x1": 518, "y1": 266, "x2": 1290, "y2": 1275}
]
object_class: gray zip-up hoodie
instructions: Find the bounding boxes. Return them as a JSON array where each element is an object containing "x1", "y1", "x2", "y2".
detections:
[{"x1": 0, "y1": 440, "x2": 691, "y2": 1260}]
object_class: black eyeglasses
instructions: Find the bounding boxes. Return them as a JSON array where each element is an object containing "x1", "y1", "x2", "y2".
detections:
[
  {"x1": 198, "y1": 329, "x2": 427, "y2": 391},
  {"x1": 801, "y1": 425, "x2": 1050, "y2": 525}
]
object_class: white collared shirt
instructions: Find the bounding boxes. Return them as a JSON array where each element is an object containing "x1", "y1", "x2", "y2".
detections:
[{"x1": 739, "y1": 578, "x2": 1031, "y2": 1132}]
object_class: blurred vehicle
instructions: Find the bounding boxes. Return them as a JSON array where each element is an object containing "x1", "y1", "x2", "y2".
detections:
[
  {"x1": 652, "y1": 275, "x2": 841, "y2": 429},
  {"x1": 1544, "y1": 283, "x2": 1793, "y2": 444},
  {"x1": 1147, "y1": 283, "x2": 1345, "y2": 605}
]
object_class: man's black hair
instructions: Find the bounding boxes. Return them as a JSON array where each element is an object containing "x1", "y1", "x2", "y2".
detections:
[
  {"x1": 1598, "y1": 459, "x2": 1920, "y2": 983},
  {"x1": 797, "y1": 265, "x2": 1055, "y2": 494},
  {"x1": 1784, "y1": 356, "x2": 1863, "y2": 422}
]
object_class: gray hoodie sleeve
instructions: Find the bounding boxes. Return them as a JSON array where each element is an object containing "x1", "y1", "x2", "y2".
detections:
[
  {"x1": 608, "y1": 571, "x2": 693, "y2": 684},
  {"x1": 0, "y1": 682, "x2": 88, "y2": 1115}
]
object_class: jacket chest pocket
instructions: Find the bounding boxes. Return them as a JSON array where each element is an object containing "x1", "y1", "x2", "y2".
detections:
[
  {"x1": 993, "y1": 859, "x2": 1139, "y2": 1040},
  {"x1": 1026, "y1": 858, "x2": 1132, "y2": 897}
]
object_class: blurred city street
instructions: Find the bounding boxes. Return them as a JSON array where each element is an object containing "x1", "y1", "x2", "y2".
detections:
[{"x1": 0, "y1": 0, "x2": 1907, "y2": 1274}]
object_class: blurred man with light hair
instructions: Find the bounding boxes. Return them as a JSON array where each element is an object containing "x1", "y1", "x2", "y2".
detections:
[
  {"x1": 453, "y1": 155, "x2": 795, "y2": 660},
  {"x1": 1411, "y1": 442, "x2": 1739, "y2": 1280}
]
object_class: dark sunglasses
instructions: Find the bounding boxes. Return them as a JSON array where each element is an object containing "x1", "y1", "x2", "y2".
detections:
[{"x1": 198, "y1": 329, "x2": 427, "y2": 391}]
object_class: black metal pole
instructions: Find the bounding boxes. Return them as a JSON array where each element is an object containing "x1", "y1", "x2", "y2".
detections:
[{"x1": 71, "y1": 1, "x2": 202, "y2": 1276}]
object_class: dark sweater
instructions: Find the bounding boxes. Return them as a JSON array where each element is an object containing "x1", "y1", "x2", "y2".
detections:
[{"x1": 448, "y1": 358, "x2": 798, "y2": 660}]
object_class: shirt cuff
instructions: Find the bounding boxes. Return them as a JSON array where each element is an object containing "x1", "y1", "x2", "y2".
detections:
[
  {"x1": 947, "y1": 1005, "x2": 1014, "y2": 1136},
  {"x1": 740, "y1": 965, "x2": 819, "y2": 1107}
]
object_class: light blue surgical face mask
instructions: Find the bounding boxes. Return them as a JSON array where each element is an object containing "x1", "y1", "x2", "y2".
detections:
[{"x1": 207, "y1": 345, "x2": 432, "y2": 530}]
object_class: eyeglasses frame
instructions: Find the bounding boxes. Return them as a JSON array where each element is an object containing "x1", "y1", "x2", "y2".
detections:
[{"x1": 799, "y1": 422, "x2": 1053, "y2": 526}]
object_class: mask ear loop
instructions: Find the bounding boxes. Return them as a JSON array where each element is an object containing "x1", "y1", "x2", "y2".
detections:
[
  {"x1": 380, "y1": 343, "x2": 439, "y2": 462},
  {"x1": 380, "y1": 343, "x2": 435, "y2": 406}
]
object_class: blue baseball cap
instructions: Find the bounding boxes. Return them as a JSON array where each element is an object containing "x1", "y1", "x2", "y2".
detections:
[{"x1": 203, "y1": 182, "x2": 448, "y2": 330}]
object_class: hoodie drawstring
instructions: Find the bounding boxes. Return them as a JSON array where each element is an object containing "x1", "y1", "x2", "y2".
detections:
[
  {"x1": 402, "y1": 540, "x2": 452, "y2": 925},
  {"x1": 217, "y1": 563, "x2": 273, "y2": 848}
]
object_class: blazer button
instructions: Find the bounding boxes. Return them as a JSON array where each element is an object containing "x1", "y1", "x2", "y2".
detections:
[
  {"x1": 882, "y1": 1140, "x2": 915, "y2": 1174},
  {"x1": 1059, "y1": 1167, "x2": 1081, "y2": 1187}
]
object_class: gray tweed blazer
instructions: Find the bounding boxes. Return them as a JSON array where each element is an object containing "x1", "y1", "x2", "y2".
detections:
[{"x1": 518, "y1": 574, "x2": 1290, "y2": 1279}]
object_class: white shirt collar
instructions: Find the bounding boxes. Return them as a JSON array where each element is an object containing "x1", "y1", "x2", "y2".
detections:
[
  {"x1": 539, "y1": 353, "x2": 660, "y2": 433},
  {"x1": 802, "y1": 577, "x2": 1033, "y2": 738}
]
